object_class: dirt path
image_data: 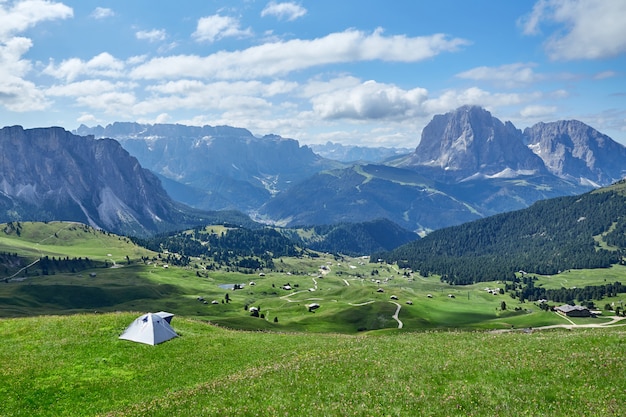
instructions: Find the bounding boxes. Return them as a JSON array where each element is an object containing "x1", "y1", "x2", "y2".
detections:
[
  {"x1": 533, "y1": 314, "x2": 626, "y2": 330},
  {"x1": 491, "y1": 314, "x2": 626, "y2": 333},
  {"x1": 390, "y1": 301, "x2": 403, "y2": 329}
]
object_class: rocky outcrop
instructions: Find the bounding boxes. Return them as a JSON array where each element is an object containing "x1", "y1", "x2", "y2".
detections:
[
  {"x1": 523, "y1": 120, "x2": 626, "y2": 186},
  {"x1": 0, "y1": 126, "x2": 215, "y2": 236},
  {"x1": 398, "y1": 106, "x2": 547, "y2": 179}
]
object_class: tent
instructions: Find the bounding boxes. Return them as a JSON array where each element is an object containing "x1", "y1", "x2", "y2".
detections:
[
  {"x1": 155, "y1": 311, "x2": 174, "y2": 324},
  {"x1": 119, "y1": 312, "x2": 178, "y2": 345}
]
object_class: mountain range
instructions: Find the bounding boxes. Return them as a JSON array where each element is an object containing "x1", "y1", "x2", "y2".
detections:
[
  {"x1": 1, "y1": 105, "x2": 623, "y2": 243},
  {"x1": 75, "y1": 122, "x2": 343, "y2": 213},
  {"x1": 0, "y1": 125, "x2": 253, "y2": 236}
]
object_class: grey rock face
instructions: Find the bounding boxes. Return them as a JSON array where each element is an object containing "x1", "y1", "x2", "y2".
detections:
[
  {"x1": 524, "y1": 120, "x2": 626, "y2": 186},
  {"x1": 0, "y1": 125, "x2": 201, "y2": 236},
  {"x1": 400, "y1": 106, "x2": 546, "y2": 179}
]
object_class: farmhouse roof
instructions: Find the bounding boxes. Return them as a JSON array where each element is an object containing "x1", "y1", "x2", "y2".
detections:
[{"x1": 556, "y1": 305, "x2": 589, "y2": 313}]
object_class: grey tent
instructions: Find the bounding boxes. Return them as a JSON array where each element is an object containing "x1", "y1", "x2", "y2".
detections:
[
  {"x1": 155, "y1": 311, "x2": 175, "y2": 324},
  {"x1": 119, "y1": 312, "x2": 178, "y2": 345}
]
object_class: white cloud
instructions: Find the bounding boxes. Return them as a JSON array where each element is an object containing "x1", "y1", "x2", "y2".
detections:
[
  {"x1": 192, "y1": 14, "x2": 252, "y2": 43},
  {"x1": 423, "y1": 87, "x2": 543, "y2": 114},
  {"x1": 46, "y1": 79, "x2": 136, "y2": 97},
  {"x1": 77, "y1": 113, "x2": 100, "y2": 124},
  {"x1": 594, "y1": 70, "x2": 617, "y2": 80},
  {"x1": 261, "y1": 2, "x2": 307, "y2": 21},
  {"x1": 0, "y1": 36, "x2": 48, "y2": 111},
  {"x1": 90, "y1": 7, "x2": 113, "y2": 20},
  {"x1": 132, "y1": 29, "x2": 469, "y2": 80},
  {"x1": 132, "y1": 79, "x2": 294, "y2": 116},
  {"x1": 44, "y1": 52, "x2": 126, "y2": 81},
  {"x1": 518, "y1": 0, "x2": 549, "y2": 35},
  {"x1": 136, "y1": 29, "x2": 167, "y2": 42},
  {"x1": 76, "y1": 91, "x2": 136, "y2": 115},
  {"x1": 0, "y1": 1, "x2": 73, "y2": 112},
  {"x1": 456, "y1": 63, "x2": 542, "y2": 88},
  {"x1": 519, "y1": 104, "x2": 557, "y2": 118},
  {"x1": 311, "y1": 80, "x2": 429, "y2": 121},
  {"x1": 300, "y1": 76, "x2": 361, "y2": 98},
  {"x1": 520, "y1": 0, "x2": 626, "y2": 60},
  {"x1": 0, "y1": 0, "x2": 73, "y2": 41}
]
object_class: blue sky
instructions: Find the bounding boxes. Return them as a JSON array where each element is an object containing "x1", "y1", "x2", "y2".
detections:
[{"x1": 1, "y1": 0, "x2": 625, "y2": 147}]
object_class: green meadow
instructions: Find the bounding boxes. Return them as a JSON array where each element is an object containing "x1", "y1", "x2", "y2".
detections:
[
  {"x1": 1, "y1": 313, "x2": 625, "y2": 417},
  {"x1": 1, "y1": 221, "x2": 626, "y2": 415},
  {"x1": 1, "y1": 221, "x2": 625, "y2": 331}
]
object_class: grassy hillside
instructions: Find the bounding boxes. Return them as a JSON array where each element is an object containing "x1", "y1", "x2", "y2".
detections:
[
  {"x1": 1, "y1": 313, "x2": 624, "y2": 416},
  {"x1": 282, "y1": 218, "x2": 418, "y2": 256},
  {"x1": 0, "y1": 221, "x2": 155, "y2": 263},
  {"x1": 2, "y1": 221, "x2": 626, "y2": 331},
  {"x1": 376, "y1": 183, "x2": 626, "y2": 284}
]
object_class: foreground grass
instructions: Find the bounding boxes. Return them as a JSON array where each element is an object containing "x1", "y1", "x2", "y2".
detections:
[{"x1": 0, "y1": 313, "x2": 624, "y2": 417}]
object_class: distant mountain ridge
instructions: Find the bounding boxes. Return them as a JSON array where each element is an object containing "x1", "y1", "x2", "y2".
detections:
[
  {"x1": 309, "y1": 142, "x2": 411, "y2": 163},
  {"x1": 0, "y1": 126, "x2": 251, "y2": 236},
  {"x1": 75, "y1": 106, "x2": 626, "y2": 234},
  {"x1": 394, "y1": 106, "x2": 626, "y2": 186},
  {"x1": 76, "y1": 122, "x2": 343, "y2": 212}
]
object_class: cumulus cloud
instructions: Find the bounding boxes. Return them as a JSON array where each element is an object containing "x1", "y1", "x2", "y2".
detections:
[
  {"x1": 0, "y1": 56, "x2": 49, "y2": 110},
  {"x1": 519, "y1": 0, "x2": 626, "y2": 60},
  {"x1": 90, "y1": 7, "x2": 114, "y2": 20},
  {"x1": 132, "y1": 28, "x2": 469, "y2": 80},
  {"x1": 136, "y1": 29, "x2": 167, "y2": 42},
  {"x1": 261, "y1": 2, "x2": 307, "y2": 21},
  {"x1": 456, "y1": 63, "x2": 542, "y2": 88},
  {"x1": 130, "y1": 79, "x2": 295, "y2": 116},
  {"x1": 0, "y1": 0, "x2": 73, "y2": 112},
  {"x1": 423, "y1": 87, "x2": 543, "y2": 114},
  {"x1": 311, "y1": 80, "x2": 428, "y2": 121},
  {"x1": 46, "y1": 80, "x2": 136, "y2": 97},
  {"x1": 192, "y1": 14, "x2": 253, "y2": 43},
  {"x1": 0, "y1": 0, "x2": 73, "y2": 41},
  {"x1": 520, "y1": 104, "x2": 557, "y2": 118},
  {"x1": 44, "y1": 52, "x2": 126, "y2": 81}
]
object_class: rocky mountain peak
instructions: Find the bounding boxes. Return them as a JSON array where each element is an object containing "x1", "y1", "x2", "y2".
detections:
[
  {"x1": 0, "y1": 125, "x2": 210, "y2": 236},
  {"x1": 400, "y1": 106, "x2": 546, "y2": 179},
  {"x1": 524, "y1": 120, "x2": 626, "y2": 186}
]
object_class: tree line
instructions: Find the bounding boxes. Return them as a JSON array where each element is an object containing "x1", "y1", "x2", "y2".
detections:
[{"x1": 373, "y1": 189, "x2": 626, "y2": 285}]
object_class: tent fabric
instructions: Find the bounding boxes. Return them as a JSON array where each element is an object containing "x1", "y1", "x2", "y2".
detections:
[
  {"x1": 155, "y1": 311, "x2": 175, "y2": 324},
  {"x1": 119, "y1": 312, "x2": 178, "y2": 345}
]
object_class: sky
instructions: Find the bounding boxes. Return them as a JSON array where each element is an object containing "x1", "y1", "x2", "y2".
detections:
[{"x1": 1, "y1": 0, "x2": 625, "y2": 148}]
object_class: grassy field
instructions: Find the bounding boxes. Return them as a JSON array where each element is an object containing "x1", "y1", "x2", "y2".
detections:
[
  {"x1": 2, "y1": 222, "x2": 626, "y2": 415},
  {"x1": 1, "y1": 313, "x2": 625, "y2": 417},
  {"x1": 1, "y1": 222, "x2": 625, "y2": 332}
]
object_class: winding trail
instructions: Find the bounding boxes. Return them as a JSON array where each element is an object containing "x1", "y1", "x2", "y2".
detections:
[
  {"x1": 390, "y1": 301, "x2": 403, "y2": 329},
  {"x1": 491, "y1": 314, "x2": 626, "y2": 333}
]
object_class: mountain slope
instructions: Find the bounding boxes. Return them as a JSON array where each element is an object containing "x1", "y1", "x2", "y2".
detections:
[
  {"x1": 395, "y1": 105, "x2": 548, "y2": 180},
  {"x1": 524, "y1": 120, "x2": 626, "y2": 186},
  {"x1": 375, "y1": 180, "x2": 626, "y2": 284},
  {"x1": 0, "y1": 126, "x2": 251, "y2": 236},
  {"x1": 280, "y1": 218, "x2": 418, "y2": 256},
  {"x1": 258, "y1": 164, "x2": 484, "y2": 232},
  {"x1": 76, "y1": 122, "x2": 343, "y2": 212}
]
